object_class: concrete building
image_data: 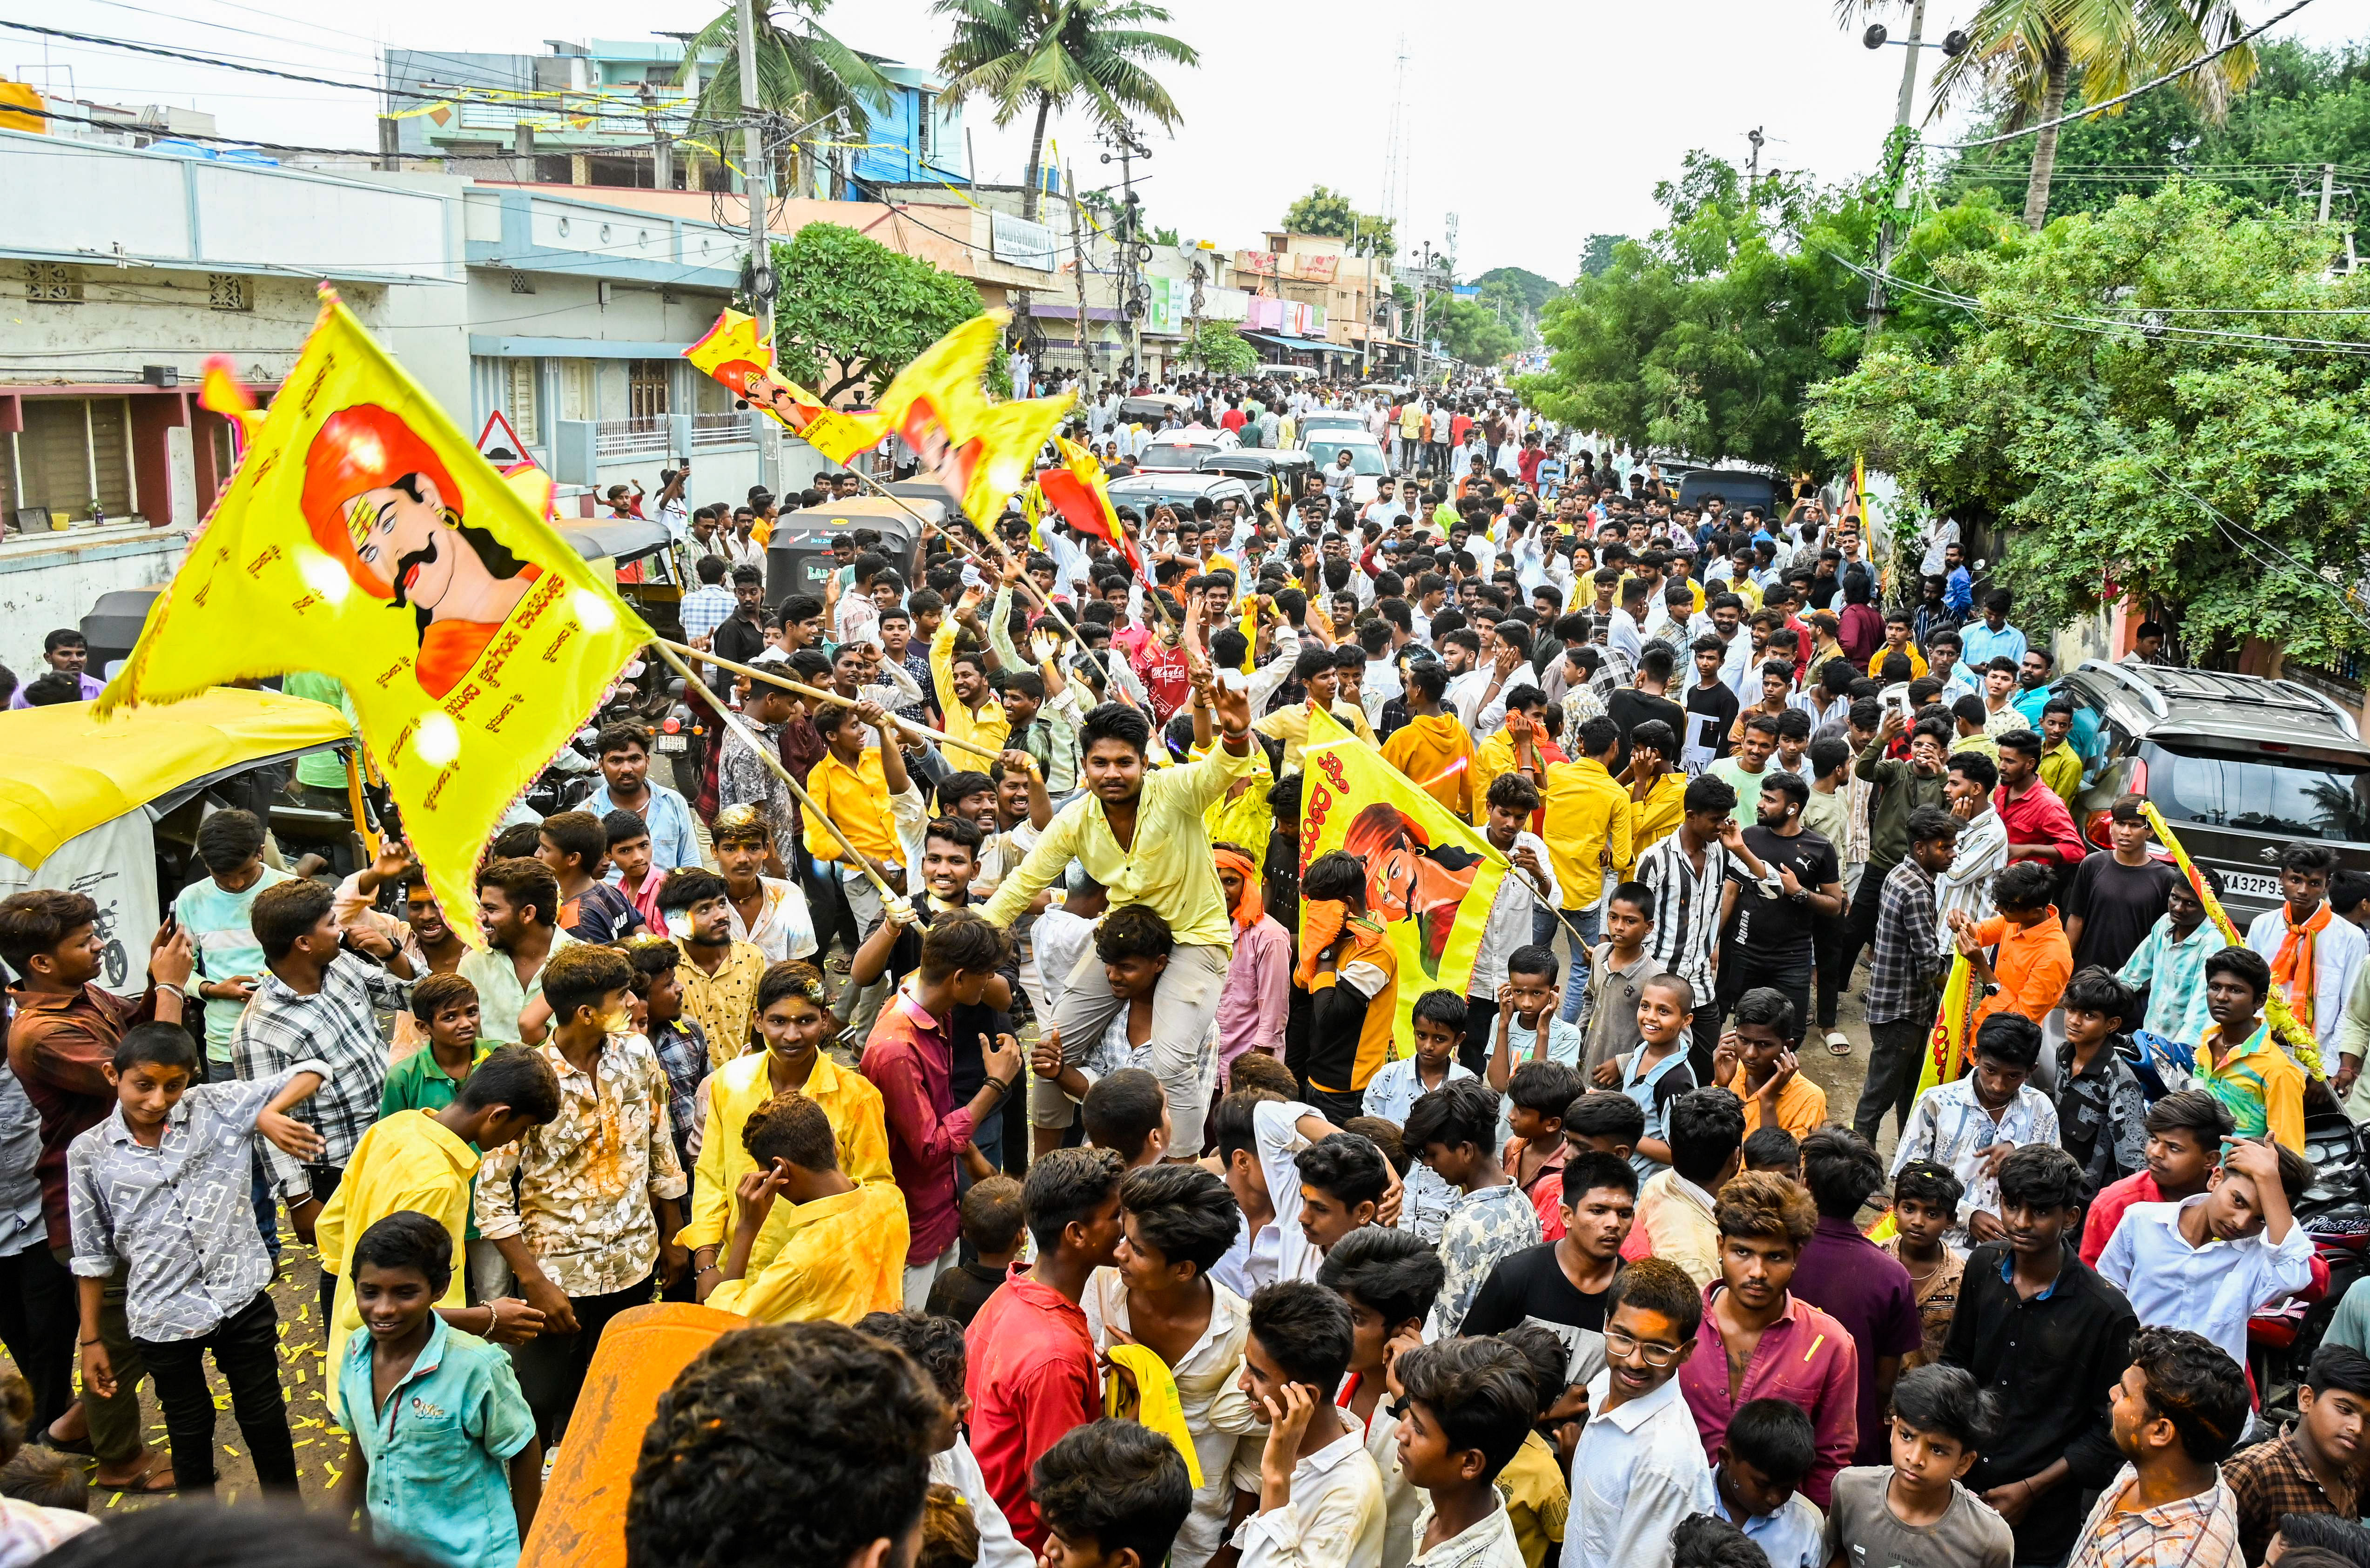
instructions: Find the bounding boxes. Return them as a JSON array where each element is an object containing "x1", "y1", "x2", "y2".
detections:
[{"x1": 0, "y1": 126, "x2": 765, "y2": 675}]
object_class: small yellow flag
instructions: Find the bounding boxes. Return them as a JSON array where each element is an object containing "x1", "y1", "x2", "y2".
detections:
[{"x1": 1104, "y1": 1344, "x2": 1204, "y2": 1487}]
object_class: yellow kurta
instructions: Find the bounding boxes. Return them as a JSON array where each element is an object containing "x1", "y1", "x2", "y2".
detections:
[
  {"x1": 1540, "y1": 757, "x2": 1634, "y2": 910},
  {"x1": 313, "y1": 1110, "x2": 480, "y2": 1373},
  {"x1": 678, "y1": 1050, "x2": 892, "y2": 1261},
  {"x1": 1380, "y1": 713, "x2": 1476, "y2": 817},
  {"x1": 931, "y1": 619, "x2": 1012, "y2": 757},
  {"x1": 705, "y1": 1180, "x2": 909, "y2": 1324},
  {"x1": 1255, "y1": 699, "x2": 1377, "y2": 778}
]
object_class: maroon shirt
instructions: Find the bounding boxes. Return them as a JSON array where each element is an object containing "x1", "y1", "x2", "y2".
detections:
[
  {"x1": 859, "y1": 987, "x2": 977, "y2": 1264},
  {"x1": 1791, "y1": 1214, "x2": 1928, "y2": 1465},
  {"x1": 7, "y1": 984, "x2": 150, "y2": 1248}
]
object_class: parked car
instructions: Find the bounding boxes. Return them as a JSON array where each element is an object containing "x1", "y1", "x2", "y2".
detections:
[
  {"x1": 1303, "y1": 432, "x2": 1390, "y2": 503},
  {"x1": 2060, "y1": 660, "x2": 2370, "y2": 922},
  {"x1": 1105, "y1": 471, "x2": 1259, "y2": 521},
  {"x1": 1137, "y1": 438, "x2": 1223, "y2": 473},
  {"x1": 1674, "y1": 467, "x2": 1781, "y2": 521},
  {"x1": 1298, "y1": 411, "x2": 1368, "y2": 437}
]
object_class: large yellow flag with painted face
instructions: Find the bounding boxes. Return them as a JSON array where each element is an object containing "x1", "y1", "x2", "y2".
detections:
[
  {"x1": 1299, "y1": 706, "x2": 1508, "y2": 1051},
  {"x1": 99, "y1": 290, "x2": 651, "y2": 946}
]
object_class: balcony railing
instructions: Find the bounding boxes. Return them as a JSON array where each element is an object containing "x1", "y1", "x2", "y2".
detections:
[{"x1": 595, "y1": 415, "x2": 669, "y2": 455}]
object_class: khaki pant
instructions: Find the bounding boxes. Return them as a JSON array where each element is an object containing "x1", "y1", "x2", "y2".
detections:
[
  {"x1": 53, "y1": 1249, "x2": 143, "y2": 1465},
  {"x1": 1048, "y1": 942, "x2": 1229, "y2": 1159}
]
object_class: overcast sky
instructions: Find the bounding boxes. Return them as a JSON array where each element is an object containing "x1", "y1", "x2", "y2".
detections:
[{"x1": 20, "y1": 0, "x2": 2370, "y2": 282}]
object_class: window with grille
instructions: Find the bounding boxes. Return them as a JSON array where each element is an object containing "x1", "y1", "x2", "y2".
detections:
[
  {"x1": 25, "y1": 262, "x2": 81, "y2": 303},
  {"x1": 509, "y1": 271, "x2": 535, "y2": 295},
  {"x1": 505, "y1": 360, "x2": 541, "y2": 445},
  {"x1": 4, "y1": 397, "x2": 134, "y2": 521},
  {"x1": 626, "y1": 359, "x2": 671, "y2": 422},
  {"x1": 207, "y1": 274, "x2": 249, "y2": 312}
]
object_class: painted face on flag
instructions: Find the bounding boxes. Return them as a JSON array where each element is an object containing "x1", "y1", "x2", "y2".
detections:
[{"x1": 1340, "y1": 802, "x2": 1479, "y2": 979}]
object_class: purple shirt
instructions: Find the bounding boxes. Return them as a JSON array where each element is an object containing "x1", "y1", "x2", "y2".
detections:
[
  {"x1": 1677, "y1": 1284, "x2": 1860, "y2": 1509},
  {"x1": 9, "y1": 671, "x2": 103, "y2": 708},
  {"x1": 1215, "y1": 915, "x2": 1291, "y2": 1078},
  {"x1": 1792, "y1": 1214, "x2": 1928, "y2": 1464}
]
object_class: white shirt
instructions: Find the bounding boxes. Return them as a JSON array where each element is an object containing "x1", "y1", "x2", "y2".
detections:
[
  {"x1": 1232, "y1": 1425, "x2": 1387, "y2": 1568},
  {"x1": 726, "y1": 875, "x2": 817, "y2": 963},
  {"x1": 932, "y1": 1437, "x2": 1031, "y2": 1568},
  {"x1": 2246, "y1": 903, "x2": 2368, "y2": 1050},
  {"x1": 1364, "y1": 1058, "x2": 1477, "y2": 1244},
  {"x1": 1410, "y1": 1496, "x2": 1528, "y2": 1568},
  {"x1": 1255, "y1": 1097, "x2": 1327, "y2": 1284},
  {"x1": 1890, "y1": 1077, "x2": 2061, "y2": 1245},
  {"x1": 1470, "y1": 833, "x2": 1560, "y2": 996},
  {"x1": 1562, "y1": 1370, "x2": 1717, "y2": 1568},
  {"x1": 2096, "y1": 1194, "x2": 2316, "y2": 1373}
]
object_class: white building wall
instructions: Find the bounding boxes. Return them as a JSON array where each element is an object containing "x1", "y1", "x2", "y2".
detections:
[{"x1": 0, "y1": 525, "x2": 185, "y2": 678}]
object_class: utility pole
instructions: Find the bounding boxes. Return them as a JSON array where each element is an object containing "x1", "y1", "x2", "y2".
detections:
[
  {"x1": 735, "y1": 0, "x2": 774, "y2": 487},
  {"x1": 1067, "y1": 161, "x2": 1089, "y2": 395},
  {"x1": 1746, "y1": 127, "x2": 1764, "y2": 201},
  {"x1": 1359, "y1": 224, "x2": 1375, "y2": 380},
  {"x1": 1865, "y1": 0, "x2": 1928, "y2": 338},
  {"x1": 2322, "y1": 163, "x2": 2337, "y2": 224}
]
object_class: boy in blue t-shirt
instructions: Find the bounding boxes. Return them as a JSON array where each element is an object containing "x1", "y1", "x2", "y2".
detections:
[
  {"x1": 335, "y1": 1212, "x2": 541, "y2": 1568},
  {"x1": 1595, "y1": 973, "x2": 1698, "y2": 1184}
]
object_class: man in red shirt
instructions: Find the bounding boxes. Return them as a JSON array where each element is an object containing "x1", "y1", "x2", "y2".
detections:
[
  {"x1": 1994, "y1": 729, "x2": 2087, "y2": 867},
  {"x1": 964, "y1": 1145, "x2": 1124, "y2": 1553},
  {"x1": 1517, "y1": 434, "x2": 1547, "y2": 488},
  {"x1": 858, "y1": 915, "x2": 1024, "y2": 1308},
  {"x1": 0, "y1": 888, "x2": 193, "y2": 1491},
  {"x1": 2079, "y1": 1088, "x2": 2231, "y2": 1265},
  {"x1": 1219, "y1": 402, "x2": 1246, "y2": 436}
]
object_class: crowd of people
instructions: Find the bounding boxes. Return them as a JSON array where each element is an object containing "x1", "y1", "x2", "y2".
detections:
[{"x1": 0, "y1": 368, "x2": 2362, "y2": 1568}]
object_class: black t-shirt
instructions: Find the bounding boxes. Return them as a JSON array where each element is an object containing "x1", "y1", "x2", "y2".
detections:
[
  {"x1": 1683, "y1": 680, "x2": 1740, "y2": 765},
  {"x1": 1725, "y1": 824, "x2": 1841, "y2": 955},
  {"x1": 1459, "y1": 1243, "x2": 1616, "y2": 1385},
  {"x1": 2066, "y1": 854, "x2": 2179, "y2": 973},
  {"x1": 1605, "y1": 688, "x2": 1687, "y2": 773}
]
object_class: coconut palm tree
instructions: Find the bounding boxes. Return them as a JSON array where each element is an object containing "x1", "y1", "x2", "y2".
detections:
[
  {"x1": 931, "y1": 0, "x2": 1198, "y2": 222},
  {"x1": 1919, "y1": 0, "x2": 2257, "y2": 229},
  {"x1": 677, "y1": 0, "x2": 895, "y2": 194}
]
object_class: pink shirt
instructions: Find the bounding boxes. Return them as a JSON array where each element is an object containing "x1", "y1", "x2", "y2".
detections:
[
  {"x1": 858, "y1": 987, "x2": 976, "y2": 1263},
  {"x1": 1677, "y1": 1285, "x2": 1860, "y2": 1509},
  {"x1": 1216, "y1": 915, "x2": 1291, "y2": 1078}
]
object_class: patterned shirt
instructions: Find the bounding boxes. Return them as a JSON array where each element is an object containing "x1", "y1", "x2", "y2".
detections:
[
  {"x1": 1631, "y1": 831, "x2": 1732, "y2": 989},
  {"x1": 1865, "y1": 858, "x2": 1946, "y2": 1026},
  {"x1": 677, "y1": 941, "x2": 769, "y2": 1069},
  {"x1": 1362, "y1": 1058, "x2": 1477, "y2": 1244},
  {"x1": 2120, "y1": 916, "x2": 2217, "y2": 1047},
  {"x1": 1432, "y1": 1181, "x2": 1542, "y2": 1337},
  {"x1": 2057, "y1": 1040, "x2": 2149, "y2": 1192},
  {"x1": 1890, "y1": 1076, "x2": 2060, "y2": 1244},
  {"x1": 2220, "y1": 1422, "x2": 2358, "y2": 1565},
  {"x1": 647, "y1": 1017, "x2": 710, "y2": 1172},
  {"x1": 1879, "y1": 1237, "x2": 1966, "y2": 1368},
  {"x1": 718, "y1": 717, "x2": 798, "y2": 852},
  {"x1": 2067, "y1": 1464, "x2": 2243, "y2": 1568},
  {"x1": 473, "y1": 1034, "x2": 687, "y2": 1299},
  {"x1": 232, "y1": 954, "x2": 411, "y2": 1185},
  {"x1": 68, "y1": 1061, "x2": 328, "y2": 1341}
]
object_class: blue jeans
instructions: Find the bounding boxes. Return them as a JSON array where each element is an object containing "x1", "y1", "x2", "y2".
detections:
[{"x1": 1555, "y1": 904, "x2": 1606, "y2": 1027}]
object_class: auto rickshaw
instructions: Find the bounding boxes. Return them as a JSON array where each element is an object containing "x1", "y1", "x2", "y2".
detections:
[{"x1": 0, "y1": 687, "x2": 364, "y2": 999}]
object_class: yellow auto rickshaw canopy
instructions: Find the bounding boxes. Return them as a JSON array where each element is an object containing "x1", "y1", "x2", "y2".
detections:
[{"x1": 0, "y1": 687, "x2": 355, "y2": 871}]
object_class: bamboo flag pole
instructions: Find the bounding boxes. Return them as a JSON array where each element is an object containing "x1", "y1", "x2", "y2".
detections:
[
  {"x1": 648, "y1": 639, "x2": 903, "y2": 907},
  {"x1": 656, "y1": 637, "x2": 1005, "y2": 763}
]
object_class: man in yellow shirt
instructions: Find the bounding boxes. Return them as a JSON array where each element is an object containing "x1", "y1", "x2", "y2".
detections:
[
  {"x1": 1865, "y1": 609, "x2": 1929, "y2": 680},
  {"x1": 803, "y1": 697, "x2": 926, "y2": 1035},
  {"x1": 681, "y1": 959, "x2": 891, "y2": 1291},
  {"x1": 700, "y1": 1090, "x2": 908, "y2": 1324},
  {"x1": 313, "y1": 1045, "x2": 560, "y2": 1371},
  {"x1": 661, "y1": 869, "x2": 771, "y2": 1067},
  {"x1": 1253, "y1": 646, "x2": 1377, "y2": 776},
  {"x1": 1541, "y1": 713, "x2": 1634, "y2": 1027},
  {"x1": 1624, "y1": 719, "x2": 1687, "y2": 854},
  {"x1": 931, "y1": 590, "x2": 1012, "y2": 758},
  {"x1": 1381, "y1": 660, "x2": 1475, "y2": 816},
  {"x1": 1469, "y1": 687, "x2": 1558, "y2": 829},
  {"x1": 983, "y1": 673, "x2": 1259, "y2": 1159}
]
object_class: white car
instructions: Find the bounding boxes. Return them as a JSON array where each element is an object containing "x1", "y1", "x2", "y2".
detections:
[{"x1": 1306, "y1": 432, "x2": 1391, "y2": 503}]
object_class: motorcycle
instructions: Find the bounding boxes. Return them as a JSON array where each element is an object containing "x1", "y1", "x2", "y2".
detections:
[{"x1": 2247, "y1": 1109, "x2": 2370, "y2": 1419}]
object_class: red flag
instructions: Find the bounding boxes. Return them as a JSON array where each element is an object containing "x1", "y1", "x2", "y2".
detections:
[{"x1": 1039, "y1": 436, "x2": 1140, "y2": 577}]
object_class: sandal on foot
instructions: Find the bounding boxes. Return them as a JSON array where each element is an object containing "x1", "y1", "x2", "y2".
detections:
[
  {"x1": 99, "y1": 1454, "x2": 178, "y2": 1494},
  {"x1": 1825, "y1": 1030, "x2": 1852, "y2": 1057}
]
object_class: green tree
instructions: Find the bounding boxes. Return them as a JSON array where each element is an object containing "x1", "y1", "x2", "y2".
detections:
[
  {"x1": 933, "y1": 0, "x2": 1198, "y2": 222},
  {"x1": 678, "y1": 0, "x2": 893, "y2": 190},
  {"x1": 1804, "y1": 181, "x2": 2370, "y2": 666},
  {"x1": 1185, "y1": 320, "x2": 1257, "y2": 372},
  {"x1": 1939, "y1": 40, "x2": 2370, "y2": 249},
  {"x1": 767, "y1": 223, "x2": 997, "y2": 402},
  {"x1": 1914, "y1": 0, "x2": 2258, "y2": 229},
  {"x1": 1579, "y1": 234, "x2": 1625, "y2": 278},
  {"x1": 1515, "y1": 153, "x2": 1976, "y2": 471},
  {"x1": 1436, "y1": 296, "x2": 1518, "y2": 365},
  {"x1": 1280, "y1": 184, "x2": 1396, "y2": 256}
]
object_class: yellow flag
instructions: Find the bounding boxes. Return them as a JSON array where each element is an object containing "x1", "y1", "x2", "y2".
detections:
[
  {"x1": 1300, "y1": 707, "x2": 1508, "y2": 1047},
  {"x1": 98, "y1": 289, "x2": 652, "y2": 945},
  {"x1": 2141, "y1": 800, "x2": 2322, "y2": 1075},
  {"x1": 682, "y1": 309, "x2": 886, "y2": 460},
  {"x1": 1911, "y1": 953, "x2": 1979, "y2": 1104},
  {"x1": 1104, "y1": 1344, "x2": 1204, "y2": 1487},
  {"x1": 870, "y1": 314, "x2": 1072, "y2": 534}
]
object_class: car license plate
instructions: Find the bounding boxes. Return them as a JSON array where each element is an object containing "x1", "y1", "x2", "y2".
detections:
[
  {"x1": 655, "y1": 734, "x2": 688, "y2": 753},
  {"x1": 2220, "y1": 870, "x2": 2281, "y2": 902}
]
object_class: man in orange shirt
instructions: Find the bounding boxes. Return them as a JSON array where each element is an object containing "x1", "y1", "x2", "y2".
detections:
[{"x1": 1948, "y1": 860, "x2": 2074, "y2": 1034}]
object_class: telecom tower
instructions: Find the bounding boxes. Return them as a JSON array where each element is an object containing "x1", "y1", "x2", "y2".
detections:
[{"x1": 1377, "y1": 36, "x2": 1410, "y2": 233}]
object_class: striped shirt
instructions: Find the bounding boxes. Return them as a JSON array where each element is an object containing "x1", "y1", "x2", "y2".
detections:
[{"x1": 1631, "y1": 831, "x2": 1736, "y2": 989}]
